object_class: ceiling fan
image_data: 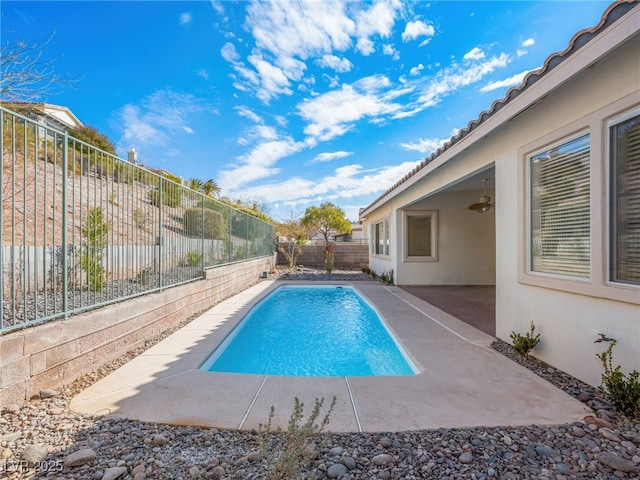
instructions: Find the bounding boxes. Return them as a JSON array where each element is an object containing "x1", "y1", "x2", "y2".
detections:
[{"x1": 467, "y1": 178, "x2": 494, "y2": 213}]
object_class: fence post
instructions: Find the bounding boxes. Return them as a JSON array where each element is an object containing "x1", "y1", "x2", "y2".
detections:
[
  {"x1": 158, "y1": 177, "x2": 163, "y2": 289},
  {"x1": 201, "y1": 197, "x2": 205, "y2": 270},
  {"x1": 0, "y1": 111, "x2": 4, "y2": 330},
  {"x1": 62, "y1": 131, "x2": 69, "y2": 319}
]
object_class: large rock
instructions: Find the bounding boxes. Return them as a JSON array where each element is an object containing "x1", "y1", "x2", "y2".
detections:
[
  {"x1": 327, "y1": 463, "x2": 347, "y2": 478},
  {"x1": 21, "y1": 445, "x2": 48, "y2": 465},
  {"x1": 64, "y1": 448, "x2": 97, "y2": 467},
  {"x1": 102, "y1": 466, "x2": 128, "y2": 480},
  {"x1": 596, "y1": 452, "x2": 638, "y2": 473},
  {"x1": 39, "y1": 389, "x2": 57, "y2": 399},
  {"x1": 372, "y1": 453, "x2": 394, "y2": 466}
]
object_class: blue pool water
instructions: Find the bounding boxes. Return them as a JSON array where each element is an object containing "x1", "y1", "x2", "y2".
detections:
[{"x1": 200, "y1": 285, "x2": 417, "y2": 377}]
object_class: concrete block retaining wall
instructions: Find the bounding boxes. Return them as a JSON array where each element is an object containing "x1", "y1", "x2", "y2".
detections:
[
  {"x1": 0, "y1": 254, "x2": 276, "y2": 407},
  {"x1": 276, "y1": 243, "x2": 369, "y2": 269}
]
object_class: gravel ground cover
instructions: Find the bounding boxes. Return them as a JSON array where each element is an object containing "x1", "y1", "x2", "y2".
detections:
[{"x1": 1, "y1": 268, "x2": 638, "y2": 479}]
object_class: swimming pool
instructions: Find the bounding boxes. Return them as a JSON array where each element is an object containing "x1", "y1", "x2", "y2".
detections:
[{"x1": 200, "y1": 285, "x2": 417, "y2": 376}]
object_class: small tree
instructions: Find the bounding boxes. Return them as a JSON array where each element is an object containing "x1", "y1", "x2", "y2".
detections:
[
  {"x1": 80, "y1": 207, "x2": 110, "y2": 292},
  {"x1": 68, "y1": 125, "x2": 117, "y2": 155},
  {"x1": 277, "y1": 218, "x2": 309, "y2": 268},
  {"x1": 300, "y1": 202, "x2": 351, "y2": 242}
]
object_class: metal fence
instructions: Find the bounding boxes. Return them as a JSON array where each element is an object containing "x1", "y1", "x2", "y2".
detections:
[{"x1": 0, "y1": 106, "x2": 275, "y2": 333}]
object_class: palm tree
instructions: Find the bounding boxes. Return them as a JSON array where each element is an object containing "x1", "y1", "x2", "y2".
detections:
[
  {"x1": 202, "y1": 179, "x2": 221, "y2": 197},
  {"x1": 187, "y1": 177, "x2": 203, "y2": 192}
]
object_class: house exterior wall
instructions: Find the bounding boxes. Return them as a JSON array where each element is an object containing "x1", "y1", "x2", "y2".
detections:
[
  {"x1": 361, "y1": 12, "x2": 639, "y2": 387},
  {"x1": 496, "y1": 34, "x2": 640, "y2": 387},
  {"x1": 395, "y1": 190, "x2": 496, "y2": 285}
]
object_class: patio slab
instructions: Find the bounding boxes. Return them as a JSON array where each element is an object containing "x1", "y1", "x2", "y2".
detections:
[{"x1": 70, "y1": 280, "x2": 590, "y2": 432}]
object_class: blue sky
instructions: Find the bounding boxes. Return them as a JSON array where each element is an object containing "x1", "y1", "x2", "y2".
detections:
[{"x1": 2, "y1": 0, "x2": 611, "y2": 221}]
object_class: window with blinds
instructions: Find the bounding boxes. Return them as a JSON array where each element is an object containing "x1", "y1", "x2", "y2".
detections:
[
  {"x1": 373, "y1": 219, "x2": 389, "y2": 256},
  {"x1": 610, "y1": 113, "x2": 640, "y2": 285},
  {"x1": 404, "y1": 211, "x2": 438, "y2": 261},
  {"x1": 530, "y1": 134, "x2": 590, "y2": 277}
]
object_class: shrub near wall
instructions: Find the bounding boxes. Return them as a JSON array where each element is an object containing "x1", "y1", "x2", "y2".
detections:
[{"x1": 183, "y1": 208, "x2": 226, "y2": 239}]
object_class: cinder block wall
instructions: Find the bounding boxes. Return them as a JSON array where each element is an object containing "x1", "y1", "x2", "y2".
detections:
[
  {"x1": 276, "y1": 243, "x2": 369, "y2": 268},
  {"x1": 0, "y1": 255, "x2": 276, "y2": 407}
]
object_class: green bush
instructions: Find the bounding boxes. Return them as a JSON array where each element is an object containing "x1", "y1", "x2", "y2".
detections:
[
  {"x1": 184, "y1": 251, "x2": 203, "y2": 267},
  {"x1": 183, "y1": 208, "x2": 226, "y2": 239},
  {"x1": 148, "y1": 181, "x2": 182, "y2": 207},
  {"x1": 259, "y1": 397, "x2": 336, "y2": 479},
  {"x1": 509, "y1": 321, "x2": 541, "y2": 360},
  {"x1": 80, "y1": 207, "x2": 110, "y2": 292},
  {"x1": 597, "y1": 340, "x2": 640, "y2": 416}
]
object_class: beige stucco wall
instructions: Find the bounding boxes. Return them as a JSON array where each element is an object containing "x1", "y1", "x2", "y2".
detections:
[
  {"x1": 495, "y1": 30, "x2": 640, "y2": 386},
  {"x1": 395, "y1": 190, "x2": 495, "y2": 285},
  {"x1": 362, "y1": 18, "x2": 640, "y2": 386},
  {"x1": 0, "y1": 255, "x2": 276, "y2": 407}
]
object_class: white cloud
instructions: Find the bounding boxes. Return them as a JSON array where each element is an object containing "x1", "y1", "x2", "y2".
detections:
[
  {"x1": 308, "y1": 150, "x2": 353, "y2": 164},
  {"x1": 402, "y1": 20, "x2": 435, "y2": 42},
  {"x1": 247, "y1": 53, "x2": 293, "y2": 102},
  {"x1": 196, "y1": 68, "x2": 209, "y2": 80},
  {"x1": 118, "y1": 90, "x2": 205, "y2": 148},
  {"x1": 401, "y1": 53, "x2": 510, "y2": 116},
  {"x1": 517, "y1": 37, "x2": 535, "y2": 57},
  {"x1": 322, "y1": 73, "x2": 340, "y2": 88},
  {"x1": 179, "y1": 12, "x2": 192, "y2": 25},
  {"x1": 316, "y1": 54, "x2": 353, "y2": 73},
  {"x1": 355, "y1": 1, "x2": 399, "y2": 47},
  {"x1": 400, "y1": 129, "x2": 459, "y2": 154},
  {"x1": 236, "y1": 106, "x2": 263, "y2": 123},
  {"x1": 356, "y1": 37, "x2": 375, "y2": 55},
  {"x1": 463, "y1": 47, "x2": 485, "y2": 61},
  {"x1": 521, "y1": 38, "x2": 535, "y2": 47},
  {"x1": 234, "y1": 159, "x2": 423, "y2": 215},
  {"x1": 218, "y1": 138, "x2": 303, "y2": 191},
  {"x1": 298, "y1": 75, "x2": 403, "y2": 142},
  {"x1": 382, "y1": 44, "x2": 400, "y2": 60},
  {"x1": 480, "y1": 69, "x2": 533, "y2": 92},
  {"x1": 222, "y1": 0, "x2": 405, "y2": 101},
  {"x1": 409, "y1": 63, "x2": 424, "y2": 76},
  {"x1": 210, "y1": 1, "x2": 224, "y2": 16},
  {"x1": 221, "y1": 42, "x2": 240, "y2": 62}
]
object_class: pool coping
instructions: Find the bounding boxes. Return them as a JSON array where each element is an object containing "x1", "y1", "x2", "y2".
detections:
[{"x1": 70, "y1": 280, "x2": 591, "y2": 433}]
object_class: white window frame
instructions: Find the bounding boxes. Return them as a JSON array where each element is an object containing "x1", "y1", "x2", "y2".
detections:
[
  {"x1": 372, "y1": 218, "x2": 390, "y2": 257},
  {"x1": 607, "y1": 107, "x2": 640, "y2": 286},
  {"x1": 403, "y1": 210, "x2": 438, "y2": 262},
  {"x1": 527, "y1": 132, "x2": 591, "y2": 280},
  {"x1": 517, "y1": 95, "x2": 639, "y2": 305}
]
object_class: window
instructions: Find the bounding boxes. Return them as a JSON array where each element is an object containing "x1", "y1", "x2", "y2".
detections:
[
  {"x1": 610, "y1": 113, "x2": 640, "y2": 285},
  {"x1": 530, "y1": 134, "x2": 590, "y2": 278},
  {"x1": 373, "y1": 218, "x2": 389, "y2": 256},
  {"x1": 404, "y1": 211, "x2": 438, "y2": 261}
]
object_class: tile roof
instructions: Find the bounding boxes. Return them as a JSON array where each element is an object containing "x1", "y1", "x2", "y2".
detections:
[{"x1": 361, "y1": 0, "x2": 639, "y2": 215}]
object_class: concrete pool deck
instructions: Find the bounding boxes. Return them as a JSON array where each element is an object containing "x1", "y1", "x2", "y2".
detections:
[{"x1": 70, "y1": 280, "x2": 591, "y2": 433}]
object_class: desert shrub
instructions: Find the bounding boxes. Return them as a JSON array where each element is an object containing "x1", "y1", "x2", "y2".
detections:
[
  {"x1": 259, "y1": 397, "x2": 336, "y2": 479},
  {"x1": 597, "y1": 340, "x2": 640, "y2": 416},
  {"x1": 183, "y1": 251, "x2": 203, "y2": 267},
  {"x1": 80, "y1": 207, "x2": 110, "y2": 292},
  {"x1": 509, "y1": 321, "x2": 541, "y2": 360},
  {"x1": 183, "y1": 207, "x2": 226, "y2": 239},
  {"x1": 149, "y1": 174, "x2": 183, "y2": 207}
]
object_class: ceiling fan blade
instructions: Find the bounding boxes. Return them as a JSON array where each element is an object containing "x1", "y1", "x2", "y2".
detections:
[{"x1": 468, "y1": 202, "x2": 487, "y2": 211}]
